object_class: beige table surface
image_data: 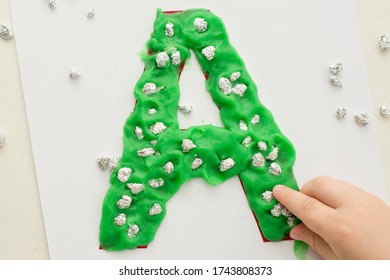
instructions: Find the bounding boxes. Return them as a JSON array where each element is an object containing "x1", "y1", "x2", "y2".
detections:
[{"x1": 1, "y1": 0, "x2": 390, "y2": 259}]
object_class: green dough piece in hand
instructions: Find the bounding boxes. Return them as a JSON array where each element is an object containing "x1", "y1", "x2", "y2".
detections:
[{"x1": 294, "y1": 240, "x2": 309, "y2": 260}]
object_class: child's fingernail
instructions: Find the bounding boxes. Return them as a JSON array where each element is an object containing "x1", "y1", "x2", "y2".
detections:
[
  {"x1": 273, "y1": 185, "x2": 284, "y2": 193},
  {"x1": 290, "y1": 231, "x2": 301, "y2": 240}
]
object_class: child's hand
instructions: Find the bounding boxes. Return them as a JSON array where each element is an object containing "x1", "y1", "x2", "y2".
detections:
[{"x1": 273, "y1": 176, "x2": 390, "y2": 259}]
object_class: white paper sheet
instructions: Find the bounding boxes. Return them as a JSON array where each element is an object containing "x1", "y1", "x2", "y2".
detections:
[{"x1": 10, "y1": 0, "x2": 386, "y2": 259}]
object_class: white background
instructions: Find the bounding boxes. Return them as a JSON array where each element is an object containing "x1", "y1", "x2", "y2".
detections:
[{"x1": 6, "y1": 0, "x2": 386, "y2": 259}]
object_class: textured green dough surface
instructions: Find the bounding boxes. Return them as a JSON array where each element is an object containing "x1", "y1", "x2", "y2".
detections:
[{"x1": 99, "y1": 8, "x2": 301, "y2": 252}]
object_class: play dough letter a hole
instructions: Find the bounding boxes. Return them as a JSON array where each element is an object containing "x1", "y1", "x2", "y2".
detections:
[{"x1": 99, "y1": 8, "x2": 299, "y2": 251}]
